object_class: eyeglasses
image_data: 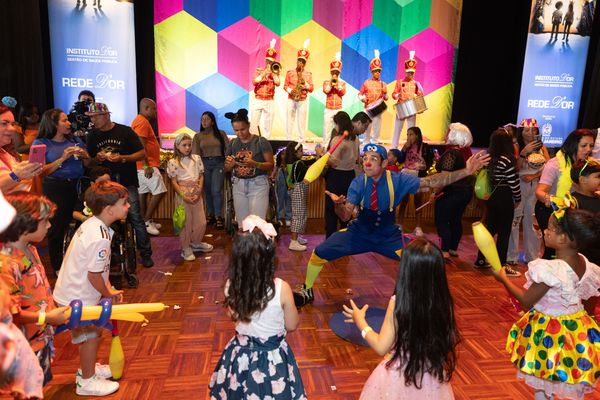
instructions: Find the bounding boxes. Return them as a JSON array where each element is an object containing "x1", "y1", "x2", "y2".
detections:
[{"x1": 0, "y1": 121, "x2": 19, "y2": 128}]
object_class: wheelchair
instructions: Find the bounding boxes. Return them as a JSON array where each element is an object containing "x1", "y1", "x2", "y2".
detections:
[{"x1": 222, "y1": 172, "x2": 279, "y2": 236}]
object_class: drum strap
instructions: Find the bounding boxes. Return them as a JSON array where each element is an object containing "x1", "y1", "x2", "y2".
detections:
[{"x1": 360, "y1": 170, "x2": 394, "y2": 212}]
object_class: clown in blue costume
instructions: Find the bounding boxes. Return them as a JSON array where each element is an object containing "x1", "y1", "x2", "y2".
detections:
[{"x1": 294, "y1": 144, "x2": 490, "y2": 307}]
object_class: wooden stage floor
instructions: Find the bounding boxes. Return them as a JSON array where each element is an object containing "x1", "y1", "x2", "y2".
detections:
[{"x1": 28, "y1": 219, "x2": 600, "y2": 399}]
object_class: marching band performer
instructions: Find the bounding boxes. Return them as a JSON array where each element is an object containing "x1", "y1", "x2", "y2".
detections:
[
  {"x1": 322, "y1": 53, "x2": 346, "y2": 147},
  {"x1": 358, "y1": 50, "x2": 388, "y2": 144},
  {"x1": 284, "y1": 39, "x2": 314, "y2": 142},
  {"x1": 391, "y1": 50, "x2": 424, "y2": 149},
  {"x1": 250, "y1": 39, "x2": 281, "y2": 139}
]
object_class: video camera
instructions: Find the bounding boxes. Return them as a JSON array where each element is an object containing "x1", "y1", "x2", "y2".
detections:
[{"x1": 68, "y1": 100, "x2": 94, "y2": 136}]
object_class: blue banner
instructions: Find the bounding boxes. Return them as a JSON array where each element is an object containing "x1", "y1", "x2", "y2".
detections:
[
  {"x1": 47, "y1": 0, "x2": 138, "y2": 125},
  {"x1": 517, "y1": 0, "x2": 595, "y2": 146}
]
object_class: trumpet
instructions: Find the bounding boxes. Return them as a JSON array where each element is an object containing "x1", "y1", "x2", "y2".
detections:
[
  {"x1": 331, "y1": 77, "x2": 338, "y2": 86},
  {"x1": 270, "y1": 61, "x2": 281, "y2": 74}
]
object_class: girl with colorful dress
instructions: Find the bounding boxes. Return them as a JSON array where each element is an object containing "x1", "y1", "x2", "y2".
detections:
[
  {"x1": 167, "y1": 133, "x2": 213, "y2": 261},
  {"x1": 493, "y1": 202, "x2": 600, "y2": 400},
  {"x1": 343, "y1": 238, "x2": 459, "y2": 399},
  {"x1": 209, "y1": 215, "x2": 306, "y2": 399}
]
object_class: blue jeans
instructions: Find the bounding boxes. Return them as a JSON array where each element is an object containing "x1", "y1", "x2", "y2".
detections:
[
  {"x1": 127, "y1": 186, "x2": 152, "y2": 258},
  {"x1": 275, "y1": 169, "x2": 292, "y2": 220},
  {"x1": 203, "y1": 157, "x2": 225, "y2": 218},
  {"x1": 231, "y1": 175, "x2": 270, "y2": 223}
]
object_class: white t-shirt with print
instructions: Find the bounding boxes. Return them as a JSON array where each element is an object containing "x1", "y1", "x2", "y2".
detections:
[{"x1": 53, "y1": 216, "x2": 113, "y2": 306}]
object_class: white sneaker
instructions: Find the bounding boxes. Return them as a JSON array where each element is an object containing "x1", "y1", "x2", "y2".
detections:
[
  {"x1": 76, "y1": 375, "x2": 119, "y2": 396},
  {"x1": 297, "y1": 236, "x2": 308, "y2": 245},
  {"x1": 413, "y1": 227, "x2": 424, "y2": 237},
  {"x1": 145, "y1": 221, "x2": 160, "y2": 236},
  {"x1": 181, "y1": 251, "x2": 196, "y2": 261},
  {"x1": 76, "y1": 363, "x2": 112, "y2": 379},
  {"x1": 284, "y1": 220, "x2": 291, "y2": 227},
  {"x1": 289, "y1": 240, "x2": 307, "y2": 251},
  {"x1": 191, "y1": 242, "x2": 213, "y2": 253}
]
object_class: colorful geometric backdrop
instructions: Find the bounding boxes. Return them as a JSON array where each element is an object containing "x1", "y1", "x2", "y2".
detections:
[{"x1": 154, "y1": 0, "x2": 463, "y2": 144}]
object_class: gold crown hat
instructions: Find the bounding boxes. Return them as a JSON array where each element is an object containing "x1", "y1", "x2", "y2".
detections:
[
  {"x1": 330, "y1": 51, "x2": 342, "y2": 72},
  {"x1": 405, "y1": 50, "x2": 417, "y2": 73},
  {"x1": 265, "y1": 38, "x2": 277, "y2": 61},
  {"x1": 369, "y1": 49, "x2": 382, "y2": 71},
  {"x1": 297, "y1": 39, "x2": 310, "y2": 61}
]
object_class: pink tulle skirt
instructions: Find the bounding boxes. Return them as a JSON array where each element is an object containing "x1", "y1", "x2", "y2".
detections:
[{"x1": 360, "y1": 357, "x2": 455, "y2": 400}]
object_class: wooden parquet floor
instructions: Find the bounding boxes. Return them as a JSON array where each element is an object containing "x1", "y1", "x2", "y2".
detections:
[{"x1": 13, "y1": 219, "x2": 600, "y2": 399}]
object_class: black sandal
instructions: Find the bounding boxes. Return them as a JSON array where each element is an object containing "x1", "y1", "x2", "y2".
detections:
[
  {"x1": 207, "y1": 216, "x2": 216, "y2": 226},
  {"x1": 215, "y1": 217, "x2": 224, "y2": 230}
]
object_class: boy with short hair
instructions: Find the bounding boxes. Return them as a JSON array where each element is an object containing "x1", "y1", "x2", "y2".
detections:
[
  {"x1": 53, "y1": 181, "x2": 128, "y2": 396},
  {"x1": 570, "y1": 159, "x2": 600, "y2": 264}
]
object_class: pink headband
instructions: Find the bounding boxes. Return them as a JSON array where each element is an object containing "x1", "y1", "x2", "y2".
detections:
[{"x1": 241, "y1": 215, "x2": 277, "y2": 240}]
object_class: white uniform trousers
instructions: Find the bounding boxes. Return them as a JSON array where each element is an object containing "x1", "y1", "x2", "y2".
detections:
[
  {"x1": 391, "y1": 115, "x2": 416, "y2": 148},
  {"x1": 250, "y1": 98, "x2": 274, "y2": 139},
  {"x1": 322, "y1": 108, "x2": 338, "y2": 146},
  {"x1": 286, "y1": 98, "x2": 307, "y2": 142}
]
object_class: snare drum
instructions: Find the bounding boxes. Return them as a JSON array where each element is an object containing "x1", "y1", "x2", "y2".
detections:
[
  {"x1": 365, "y1": 99, "x2": 388, "y2": 120},
  {"x1": 395, "y1": 95, "x2": 427, "y2": 119}
]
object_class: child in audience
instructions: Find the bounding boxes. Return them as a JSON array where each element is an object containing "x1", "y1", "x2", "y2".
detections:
[
  {"x1": 343, "y1": 238, "x2": 459, "y2": 399},
  {"x1": 285, "y1": 141, "x2": 309, "y2": 251},
  {"x1": 209, "y1": 215, "x2": 306, "y2": 399},
  {"x1": 167, "y1": 133, "x2": 213, "y2": 261},
  {"x1": 0, "y1": 192, "x2": 69, "y2": 387},
  {"x1": 493, "y1": 205, "x2": 600, "y2": 400},
  {"x1": 385, "y1": 148, "x2": 401, "y2": 172},
  {"x1": 53, "y1": 181, "x2": 128, "y2": 396},
  {"x1": 0, "y1": 280, "x2": 45, "y2": 399},
  {"x1": 273, "y1": 149, "x2": 292, "y2": 227},
  {"x1": 570, "y1": 159, "x2": 600, "y2": 264}
]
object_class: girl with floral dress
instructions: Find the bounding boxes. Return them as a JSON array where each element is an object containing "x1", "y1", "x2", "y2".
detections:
[{"x1": 209, "y1": 215, "x2": 306, "y2": 399}]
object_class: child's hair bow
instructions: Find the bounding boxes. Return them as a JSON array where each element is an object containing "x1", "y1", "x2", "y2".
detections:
[
  {"x1": 550, "y1": 193, "x2": 578, "y2": 221},
  {"x1": 241, "y1": 215, "x2": 277, "y2": 240}
]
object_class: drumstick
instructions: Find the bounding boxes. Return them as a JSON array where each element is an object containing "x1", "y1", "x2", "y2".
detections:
[
  {"x1": 414, "y1": 192, "x2": 444, "y2": 212},
  {"x1": 257, "y1": 126, "x2": 262, "y2": 137}
]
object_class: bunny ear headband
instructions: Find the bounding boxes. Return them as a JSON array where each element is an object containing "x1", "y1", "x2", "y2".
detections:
[{"x1": 241, "y1": 215, "x2": 277, "y2": 240}]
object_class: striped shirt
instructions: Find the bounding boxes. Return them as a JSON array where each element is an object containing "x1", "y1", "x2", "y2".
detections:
[{"x1": 489, "y1": 155, "x2": 521, "y2": 203}]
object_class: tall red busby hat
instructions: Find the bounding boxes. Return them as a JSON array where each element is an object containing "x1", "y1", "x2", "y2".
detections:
[
  {"x1": 405, "y1": 50, "x2": 417, "y2": 73},
  {"x1": 297, "y1": 39, "x2": 310, "y2": 61},
  {"x1": 265, "y1": 38, "x2": 277, "y2": 61},
  {"x1": 330, "y1": 52, "x2": 342, "y2": 72},
  {"x1": 369, "y1": 49, "x2": 381, "y2": 71}
]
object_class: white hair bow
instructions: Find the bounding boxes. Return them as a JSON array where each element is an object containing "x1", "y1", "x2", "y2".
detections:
[{"x1": 242, "y1": 215, "x2": 278, "y2": 240}]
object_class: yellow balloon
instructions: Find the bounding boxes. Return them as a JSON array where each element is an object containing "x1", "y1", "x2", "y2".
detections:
[
  {"x1": 303, "y1": 154, "x2": 330, "y2": 183},
  {"x1": 472, "y1": 222, "x2": 502, "y2": 271},
  {"x1": 112, "y1": 312, "x2": 146, "y2": 322},
  {"x1": 65, "y1": 303, "x2": 166, "y2": 321}
]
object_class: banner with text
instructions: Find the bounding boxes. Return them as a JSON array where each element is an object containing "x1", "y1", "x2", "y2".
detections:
[
  {"x1": 48, "y1": 0, "x2": 137, "y2": 125},
  {"x1": 517, "y1": 0, "x2": 595, "y2": 146}
]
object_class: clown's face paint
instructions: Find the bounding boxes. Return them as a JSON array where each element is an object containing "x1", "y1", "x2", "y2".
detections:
[{"x1": 362, "y1": 152, "x2": 387, "y2": 179}]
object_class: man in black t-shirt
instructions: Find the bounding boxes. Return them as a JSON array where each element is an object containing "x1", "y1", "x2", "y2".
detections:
[{"x1": 85, "y1": 103, "x2": 154, "y2": 267}]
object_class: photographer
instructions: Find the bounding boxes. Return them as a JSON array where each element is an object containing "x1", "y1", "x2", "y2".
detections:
[{"x1": 68, "y1": 90, "x2": 96, "y2": 140}]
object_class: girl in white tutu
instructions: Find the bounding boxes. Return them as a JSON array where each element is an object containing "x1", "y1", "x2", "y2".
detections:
[{"x1": 343, "y1": 238, "x2": 459, "y2": 399}]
